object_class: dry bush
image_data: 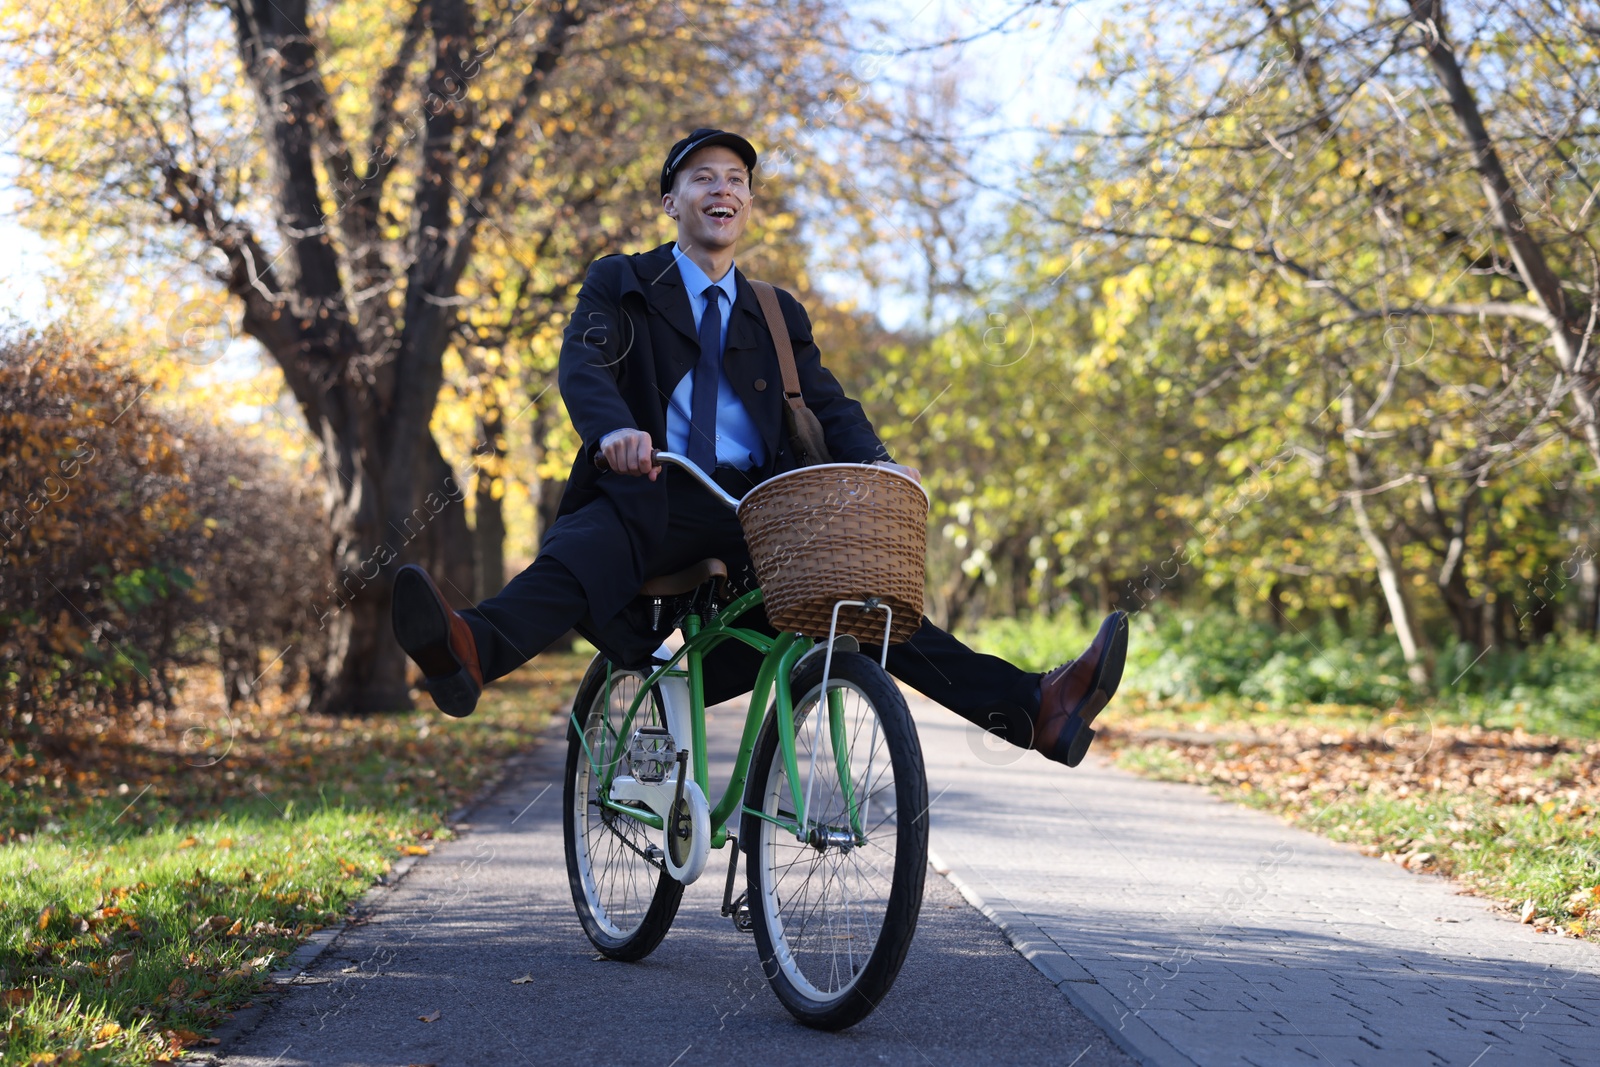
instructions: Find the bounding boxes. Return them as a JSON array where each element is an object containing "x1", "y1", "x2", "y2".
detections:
[
  {"x1": 164, "y1": 417, "x2": 330, "y2": 708},
  {"x1": 1, "y1": 330, "x2": 332, "y2": 740}
]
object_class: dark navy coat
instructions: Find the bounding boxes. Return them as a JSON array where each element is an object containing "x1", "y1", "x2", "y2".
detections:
[{"x1": 541, "y1": 242, "x2": 891, "y2": 637}]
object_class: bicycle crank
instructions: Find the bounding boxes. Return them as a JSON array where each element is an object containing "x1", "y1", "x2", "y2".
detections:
[{"x1": 608, "y1": 753, "x2": 710, "y2": 885}]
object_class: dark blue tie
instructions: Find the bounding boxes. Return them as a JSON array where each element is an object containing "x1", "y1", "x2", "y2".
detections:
[{"x1": 688, "y1": 284, "x2": 723, "y2": 472}]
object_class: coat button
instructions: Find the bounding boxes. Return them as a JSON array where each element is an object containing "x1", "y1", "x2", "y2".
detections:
[{"x1": 754, "y1": 378, "x2": 767, "y2": 391}]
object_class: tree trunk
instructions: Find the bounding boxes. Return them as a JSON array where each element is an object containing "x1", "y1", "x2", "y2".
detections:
[
  {"x1": 1418, "y1": 476, "x2": 1485, "y2": 648},
  {"x1": 1414, "y1": 0, "x2": 1600, "y2": 469},
  {"x1": 1348, "y1": 496, "x2": 1429, "y2": 687},
  {"x1": 1581, "y1": 550, "x2": 1600, "y2": 636},
  {"x1": 420, "y1": 436, "x2": 475, "y2": 608},
  {"x1": 528, "y1": 397, "x2": 564, "y2": 548},
  {"x1": 473, "y1": 404, "x2": 507, "y2": 603},
  {"x1": 318, "y1": 503, "x2": 414, "y2": 713},
  {"x1": 1342, "y1": 410, "x2": 1430, "y2": 687},
  {"x1": 526, "y1": 385, "x2": 576, "y2": 652},
  {"x1": 196, "y1": 0, "x2": 591, "y2": 712},
  {"x1": 474, "y1": 479, "x2": 507, "y2": 603}
]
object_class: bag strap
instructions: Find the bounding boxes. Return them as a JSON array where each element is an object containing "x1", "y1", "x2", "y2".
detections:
[{"x1": 749, "y1": 280, "x2": 806, "y2": 413}]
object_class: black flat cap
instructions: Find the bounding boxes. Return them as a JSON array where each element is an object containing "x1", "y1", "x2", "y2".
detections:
[{"x1": 660, "y1": 128, "x2": 758, "y2": 197}]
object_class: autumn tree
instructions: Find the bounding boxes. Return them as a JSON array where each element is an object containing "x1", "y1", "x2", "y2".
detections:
[
  {"x1": 4, "y1": 0, "x2": 874, "y2": 711},
  {"x1": 954, "y1": 0, "x2": 1600, "y2": 674}
]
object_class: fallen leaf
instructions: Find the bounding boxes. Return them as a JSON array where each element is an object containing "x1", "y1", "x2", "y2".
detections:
[
  {"x1": 94, "y1": 1022, "x2": 122, "y2": 1041},
  {"x1": 108, "y1": 950, "x2": 135, "y2": 976},
  {"x1": 2, "y1": 988, "x2": 33, "y2": 1006},
  {"x1": 1520, "y1": 899, "x2": 1538, "y2": 924},
  {"x1": 510, "y1": 975, "x2": 534, "y2": 985},
  {"x1": 401, "y1": 845, "x2": 430, "y2": 856},
  {"x1": 417, "y1": 1009, "x2": 442, "y2": 1023},
  {"x1": 177, "y1": 836, "x2": 198, "y2": 849},
  {"x1": 36, "y1": 906, "x2": 53, "y2": 931}
]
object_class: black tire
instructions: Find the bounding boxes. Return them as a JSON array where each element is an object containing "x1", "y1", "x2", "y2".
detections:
[
  {"x1": 563, "y1": 654, "x2": 683, "y2": 961},
  {"x1": 740, "y1": 651, "x2": 928, "y2": 1030}
]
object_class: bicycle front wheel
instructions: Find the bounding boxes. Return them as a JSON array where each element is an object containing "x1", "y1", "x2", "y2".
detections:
[
  {"x1": 741, "y1": 651, "x2": 928, "y2": 1030},
  {"x1": 563, "y1": 654, "x2": 683, "y2": 961}
]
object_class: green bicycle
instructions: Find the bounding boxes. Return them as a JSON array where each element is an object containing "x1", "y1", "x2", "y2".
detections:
[{"x1": 562, "y1": 451, "x2": 928, "y2": 1031}]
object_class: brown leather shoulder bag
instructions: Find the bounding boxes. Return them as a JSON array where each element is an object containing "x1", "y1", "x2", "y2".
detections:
[{"x1": 749, "y1": 279, "x2": 833, "y2": 467}]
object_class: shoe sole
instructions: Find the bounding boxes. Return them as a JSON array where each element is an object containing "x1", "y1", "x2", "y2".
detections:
[
  {"x1": 426, "y1": 667, "x2": 481, "y2": 719},
  {"x1": 391, "y1": 566, "x2": 461, "y2": 678},
  {"x1": 1062, "y1": 611, "x2": 1129, "y2": 768}
]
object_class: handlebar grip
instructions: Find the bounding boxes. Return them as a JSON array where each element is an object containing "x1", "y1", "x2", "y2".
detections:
[{"x1": 594, "y1": 447, "x2": 661, "y2": 472}]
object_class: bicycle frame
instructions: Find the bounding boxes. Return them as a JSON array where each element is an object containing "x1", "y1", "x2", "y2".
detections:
[{"x1": 569, "y1": 586, "x2": 865, "y2": 850}]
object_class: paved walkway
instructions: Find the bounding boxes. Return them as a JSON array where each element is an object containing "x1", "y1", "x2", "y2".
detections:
[
  {"x1": 909, "y1": 692, "x2": 1600, "y2": 1067},
  {"x1": 216, "y1": 705, "x2": 1130, "y2": 1067}
]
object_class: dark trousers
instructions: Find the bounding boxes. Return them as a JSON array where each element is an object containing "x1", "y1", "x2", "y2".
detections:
[{"x1": 461, "y1": 468, "x2": 1042, "y2": 749}]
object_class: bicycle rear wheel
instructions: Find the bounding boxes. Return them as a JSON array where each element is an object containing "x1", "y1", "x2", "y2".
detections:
[
  {"x1": 563, "y1": 654, "x2": 683, "y2": 961},
  {"x1": 741, "y1": 651, "x2": 928, "y2": 1030}
]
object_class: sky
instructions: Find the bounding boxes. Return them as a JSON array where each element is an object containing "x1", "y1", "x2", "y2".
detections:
[
  {"x1": 0, "y1": 173, "x2": 52, "y2": 327},
  {"x1": 0, "y1": 0, "x2": 1102, "y2": 335}
]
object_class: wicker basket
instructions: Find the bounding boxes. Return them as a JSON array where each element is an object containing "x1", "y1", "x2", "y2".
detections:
[{"x1": 737, "y1": 463, "x2": 928, "y2": 645}]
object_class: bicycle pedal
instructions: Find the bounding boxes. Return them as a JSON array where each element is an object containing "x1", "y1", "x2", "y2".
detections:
[
  {"x1": 628, "y1": 726, "x2": 676, "y2": 783},
  {"x1": 729, "y1": 891, "x2": 753, "y2": 933},
  {"x1": 644, "y1": 843, "x2": 665, "y2": 865}
]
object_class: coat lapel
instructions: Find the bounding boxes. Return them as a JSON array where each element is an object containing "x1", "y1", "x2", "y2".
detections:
[{"x1": 637, "y1": 244, "x2": 701, "y2": 354}]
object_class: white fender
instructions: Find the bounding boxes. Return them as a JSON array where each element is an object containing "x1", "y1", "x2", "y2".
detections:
[
  {"x1": 663, "y1": 777, "x2": 710, "y2": 884},
  {"x1": 652, "y1": 643, "x2": 694, "y2": 747},
  {"x1": 608, "y1": 644, "x2": 709, "y2": 885}
]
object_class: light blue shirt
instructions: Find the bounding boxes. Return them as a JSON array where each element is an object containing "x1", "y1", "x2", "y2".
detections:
[{"x1": 665, "y1": 244, "x2": 767, "y2": 470}]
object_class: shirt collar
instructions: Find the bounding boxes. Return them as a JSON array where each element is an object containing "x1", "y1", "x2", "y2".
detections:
[{"x1": 672, "y1": 243, "x2": 737, "y2": 305}]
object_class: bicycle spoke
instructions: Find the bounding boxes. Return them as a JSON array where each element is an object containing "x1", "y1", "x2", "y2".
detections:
[{"x1": 758, "y1": 675, "x2": 902, "y2": 1001}]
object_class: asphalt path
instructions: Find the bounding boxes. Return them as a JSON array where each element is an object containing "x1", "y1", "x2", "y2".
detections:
[
  {"x1": 218, "y1": 694, "x2": 1131, "y2": 1067},
  {"x1": 909, "y1": 693, "x2": 1600, "y2": 1066}
]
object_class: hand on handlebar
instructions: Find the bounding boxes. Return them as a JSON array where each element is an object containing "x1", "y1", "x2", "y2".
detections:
[
  {"x1": 873, "y1": 460, "x2": 921, "y2": 484},
  {"x1": 598, "y1": 428, "x2": 661, "y2": 480}
]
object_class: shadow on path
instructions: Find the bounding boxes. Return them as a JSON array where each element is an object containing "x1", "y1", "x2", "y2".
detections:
[{"x1": 218, "y1": 701, "x2": 1131, "y2": 1067}]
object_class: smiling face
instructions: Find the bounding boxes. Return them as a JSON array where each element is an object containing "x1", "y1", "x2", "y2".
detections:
[{"x1": 662, "y1": 144, "x2": 751, "y2": 255}]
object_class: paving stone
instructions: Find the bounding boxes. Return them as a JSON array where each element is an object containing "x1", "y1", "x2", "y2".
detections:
[{"x1": 911, "y1": 696, "x2": 1600, "y2": 1067}]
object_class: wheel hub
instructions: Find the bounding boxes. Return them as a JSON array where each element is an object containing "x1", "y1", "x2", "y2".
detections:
[{"x1": 806, "y1": 825, "x2": 857, "y2": 853}]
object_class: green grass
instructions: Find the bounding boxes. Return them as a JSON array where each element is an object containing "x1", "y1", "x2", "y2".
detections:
[
  {"x1": 1, "y1": 809, "x2": 410, "y2": 1064},
  {"x1": 1, "y1": 655, "x2": 587, "y2": 1065},
  {"x1": 962, "y1": 606, "x2": 1600, "y2": 737}
]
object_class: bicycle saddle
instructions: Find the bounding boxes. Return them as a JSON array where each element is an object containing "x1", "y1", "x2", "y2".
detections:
[{"x1": 639, "y1": 557, "x2": 728, "y2": 598}]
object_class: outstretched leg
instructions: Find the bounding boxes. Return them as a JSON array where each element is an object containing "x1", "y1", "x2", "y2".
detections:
[
  {"x1": 879, "y1": 611, "x2": 1129, "y2": 767},
  {"x1": 699, "y1": 607, "x2": 1130, "y2": 768}
]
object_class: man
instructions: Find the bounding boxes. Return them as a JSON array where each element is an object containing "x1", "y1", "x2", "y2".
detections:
[{"x1": 391, "y1": 128, "x2": 1127, "y2": 768}]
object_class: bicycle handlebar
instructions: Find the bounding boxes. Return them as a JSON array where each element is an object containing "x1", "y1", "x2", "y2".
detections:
[{"x1": 594, "y1": 448, "x2": 742, "y2": 511}]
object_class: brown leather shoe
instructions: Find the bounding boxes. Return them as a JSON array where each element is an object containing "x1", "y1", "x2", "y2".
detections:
[
  {"x1": 391, "y1": 564, "x2": 483, "y2": 718},
  {"x1": 1033, "y1": 611, "x2": 1128, "y2": 767}
]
